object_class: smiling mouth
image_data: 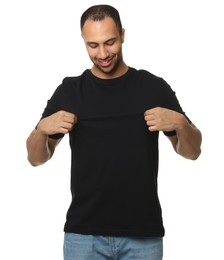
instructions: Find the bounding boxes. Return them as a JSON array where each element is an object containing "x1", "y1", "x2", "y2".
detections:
[{"x1": 98, "y1": 59, "x2": 113, "y2": 68}]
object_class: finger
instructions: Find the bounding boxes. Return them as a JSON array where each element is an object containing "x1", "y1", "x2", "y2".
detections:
[
  {"x1": 58, "y1": 124, "x2": 73, "y2": 134},
  {"x1": 144, "y1": 115, "x2": 153, "y2": 120},
  {"x1": 64, "y1": 121, "x2": 74, "y2": 129},
  {"x1": 63, "y1": 113, "x2": 78, "y2": 124},
  {"x1": 144, "y1": 107, "x2": 156, "y2": 115},
  {"x1": 148, "y1": 125, "x2": 157, "y2": 132},
  {"x1": 144, "y1": 110, "x2": 152, "y2": 116},
  {"x1": 144, "y1": 114, "x2": 155, "y2": 123},
  {"x1": 64, "y1": 115, "x2": 75, "y2": 124},
  {"x1": 146, "y1": 119, "x2": 155, "y2": 126}
]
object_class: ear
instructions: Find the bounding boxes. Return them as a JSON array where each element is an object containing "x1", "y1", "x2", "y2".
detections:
[{"x1": 121, "y1": 28, "x2": 125, "y2": 43}]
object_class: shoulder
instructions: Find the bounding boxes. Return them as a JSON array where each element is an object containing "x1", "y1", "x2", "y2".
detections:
[
  {"x1": 61, "y1": 70, "x2": 89, "y2": 86},
  {"x1": 129, "y1": 67, "x2": 170, "y2": 91},
  {"x1": 52, "y1": 70, "x2": 89, "y2": 96},
  {"x1": 129, "y1": 67, "x2": 165, "y2": 83},
  {"x1": 139, "y1": 69, "x2": 165, "y2": 83}
]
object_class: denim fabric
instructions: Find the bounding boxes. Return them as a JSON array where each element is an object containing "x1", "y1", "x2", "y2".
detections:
[{"x1": 64, "y1": 233, "x2": 163, "y2": 260}]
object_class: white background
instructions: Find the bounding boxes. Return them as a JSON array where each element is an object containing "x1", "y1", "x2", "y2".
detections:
[{"x1": 1, "y1": 0, "x2": 223, "y2": 259}]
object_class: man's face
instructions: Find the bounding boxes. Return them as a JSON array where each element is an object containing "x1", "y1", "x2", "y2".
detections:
[{"x1": 82, "y1": 17, "x2": 125, "y2": 78}]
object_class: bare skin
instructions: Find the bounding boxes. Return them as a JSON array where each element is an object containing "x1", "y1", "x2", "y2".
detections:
[
  {"x1": 26, "y1": 111, "x2": 77, "y2": 166},
  {"x1": 82, "y1": 17, "x2": 128, "y2": 79},
  {"x1": 26, "y1": 17, "x2": 202, "y2": 166},
  {"x1": 144, "y1": 107, "x2": 201, "y2": 160}
]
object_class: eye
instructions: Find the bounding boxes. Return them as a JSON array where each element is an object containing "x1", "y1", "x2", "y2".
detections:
[
  {"x1": 106, "y1": 40, "x2": 115, "y2": 46},
  {"x1": 87, "y1": 43, "x2": 98, "y2": 49}
]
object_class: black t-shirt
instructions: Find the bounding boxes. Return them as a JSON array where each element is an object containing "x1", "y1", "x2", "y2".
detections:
[{"x1": 40, "y1": 67, "x2": 188, "y2": 237}]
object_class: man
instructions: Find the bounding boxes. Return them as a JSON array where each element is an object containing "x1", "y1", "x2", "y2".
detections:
[{"x1": 26, "y1": 4, "x2": 202, "y2": 260}]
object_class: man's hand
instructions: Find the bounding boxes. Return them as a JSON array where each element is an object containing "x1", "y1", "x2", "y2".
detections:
[
  {"x1": 144, "y1": 107, "x2": 184, "y2": 132},
  {"x1": 37, "y1": 110, "x2": 77, "y2": 135}
]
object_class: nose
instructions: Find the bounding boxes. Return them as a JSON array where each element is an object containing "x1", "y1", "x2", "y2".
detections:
[{"x1": 98, "y1": 45, "x2": 109, "y2": 59}]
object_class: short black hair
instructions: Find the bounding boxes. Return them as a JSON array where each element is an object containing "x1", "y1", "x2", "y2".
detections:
[{"x1": 80, "y1": 4, "x2": 122, "y2": 34}]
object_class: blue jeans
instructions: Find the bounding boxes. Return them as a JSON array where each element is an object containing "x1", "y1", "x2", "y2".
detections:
[{"x1": 63, "y1": 233, "x2": 163, "y2": 260}]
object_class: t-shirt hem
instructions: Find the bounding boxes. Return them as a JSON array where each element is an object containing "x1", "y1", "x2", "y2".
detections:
[{"x1": 64, "y1": 226, "x2": 165, "y2": 238}]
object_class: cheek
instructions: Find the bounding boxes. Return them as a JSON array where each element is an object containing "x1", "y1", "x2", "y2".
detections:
[
  {"x1": 113, "y1": 42, "x2": 122, "y2": 53},
  {"x1": 107, "y1": 45, "x2": 121, "y2": 57},
  {"x1": 86, "y1": 48, "x2": 97, "y2": 60},
  {"x1": 86, "y1": 46, "x2": 94, "y2": 55}
]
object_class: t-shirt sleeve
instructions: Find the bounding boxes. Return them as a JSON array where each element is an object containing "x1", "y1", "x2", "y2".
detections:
[
  {"x1": 161, "y1": 80, "x2": 192, "y2": 137},
  {"x1": 36, "y1": 78, "x2": 72, "y2": 140}
]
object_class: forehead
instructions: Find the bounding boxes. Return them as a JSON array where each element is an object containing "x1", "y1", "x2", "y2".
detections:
[{"x1": 82, "y1": 17, "x2": 119, "y2": 42}]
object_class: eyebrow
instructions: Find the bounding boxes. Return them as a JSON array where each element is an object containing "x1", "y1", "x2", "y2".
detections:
[{"x1": 85, "y1": 37, "x2": 117, "y2": 45}]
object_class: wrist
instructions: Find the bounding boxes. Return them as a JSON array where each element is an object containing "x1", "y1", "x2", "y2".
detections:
[{"x1": 175, "y1": 113, "x2": 189, "y2": 132}]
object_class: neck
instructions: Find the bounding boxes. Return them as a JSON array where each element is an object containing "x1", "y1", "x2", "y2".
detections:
[{"x1": 91, "y1": 62, "x2": 128, "y2": 79}]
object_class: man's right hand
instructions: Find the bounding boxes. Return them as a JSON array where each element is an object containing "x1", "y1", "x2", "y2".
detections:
[{"x1": 37, "y1": 110, "x2": 77, "y2": 135}]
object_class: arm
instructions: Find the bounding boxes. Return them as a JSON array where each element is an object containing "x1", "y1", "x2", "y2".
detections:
[
  {"x1": 26, "y1": 110, "x2": 77, "y2": 166},
  {"x1": 26, "y1": 129, "x2": 61, "y2": 166},
  {"x1": 144, "y1": 107, "x2": 202, "y2": 160}
]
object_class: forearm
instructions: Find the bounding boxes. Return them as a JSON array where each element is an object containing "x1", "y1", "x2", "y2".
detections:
[
  {"x1": 26, "y1": 129, "x2": 52, "y2": 166},
  {"x1": 175, "y1": 117, "x2": 202, "y2": 160}
]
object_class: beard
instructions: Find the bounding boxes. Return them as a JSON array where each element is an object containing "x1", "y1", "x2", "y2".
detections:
[{"x1": 91, "y1": 49, "x2": 123, "y2": 75}]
